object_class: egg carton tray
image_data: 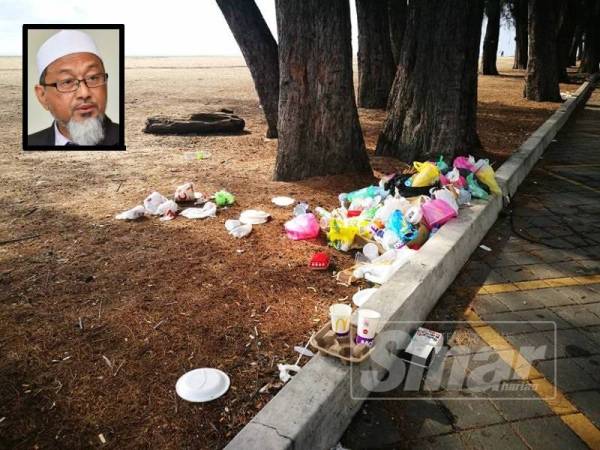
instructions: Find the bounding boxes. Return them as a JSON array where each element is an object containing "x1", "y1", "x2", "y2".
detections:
[{"x1": 309, "y1": 321, "x2": 375, "y2": 364}]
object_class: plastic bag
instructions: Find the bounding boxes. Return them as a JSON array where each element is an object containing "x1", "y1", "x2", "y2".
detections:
[
  {"x1": 180, "y1": 202, "x2": 217, "y2": 219},
  {"x1": 143, "y1": 192, "x2": 169, "y2": 215},
  {"x1": 174, "y1": 182, "x2": 195, "y2": 202},
  {"x1": 436, "y1": 156, "x2": 449, "y2": 174},
  {"x1": 446, "y1": 168, "x2": 467, "y2": 188},
  {"x1": 386, "y1": 210, "x2": 417, "y2": 243},
  {"x1": 374, "y1": 196, "x2": 411, "y2": 223},
  {"x1": 406, "y1": 223, "x2": 430, "y2": 249},
  {"x1": 327, "y1": 218, "x2": 358, "y2": 251},
  {"x1": 214, "y1": 190, "x2": 235, "y2": 207},
  {"x1": 285, "y1": 213, "x2": 320, "y2": 240},
  {"x1": 474, "y1": 160, "x2": 501, "y2": 196},
  {"x1": 422, "y1": 198, "x2": 458, "y2": 229},
  {"x1": 156, "y1": 200, "x2": 178, "y2": 221},
  {"x1": 453, "y1": 156, "x2": 476, "y2": 172},
  {"x1": 431, "y1": 187, "x2": 459, "y2": 213},
  {"x1": 467, "y1": 173, "x2": 489, "y2": 199},
  {"x1": 115, "y1": 205, "x2": 145, "y2": 220},
  {"x1": 410, "y1": 161, "x2": 440, "y2": 187}
]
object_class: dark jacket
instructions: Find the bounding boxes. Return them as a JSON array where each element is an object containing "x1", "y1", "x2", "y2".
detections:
[{"x1": 27, "y1": 116, "x2": 120, "y2": 146}]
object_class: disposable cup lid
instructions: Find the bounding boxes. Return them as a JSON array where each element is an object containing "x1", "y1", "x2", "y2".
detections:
[
  {"x1": 175, "y1": 368, "x2": 230, "y2": 402},
  {"x1": 271, "y1": 196, "x2": 295, "y2": 207}
]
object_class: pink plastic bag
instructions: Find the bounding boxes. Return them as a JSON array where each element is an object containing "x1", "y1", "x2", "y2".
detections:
[
  {"x1": 453, "y1": 156, "x2": 476, "y2": 172},
  {"x1": 422, "y1": 199, "x2": 458, "y2": 229},
  {"x1": 284, "y1": 213, "x2": 320, "y2": 240}
]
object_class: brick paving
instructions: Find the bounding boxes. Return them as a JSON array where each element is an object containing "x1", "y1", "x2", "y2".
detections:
[{"x1": 339, "y1": 87, "x2": 600, "y2": 449}]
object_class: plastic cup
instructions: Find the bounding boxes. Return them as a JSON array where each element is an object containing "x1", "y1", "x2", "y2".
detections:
[
  {"x1": 329, "y1": 304, "x2": 352, "y2": 337},
  {"x1": 355, "y1": 309, "x2": 381, "y2": 347}
]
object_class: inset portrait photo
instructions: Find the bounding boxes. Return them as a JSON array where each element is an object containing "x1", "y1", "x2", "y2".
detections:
[{"x1": 23, "y1": 25, "x2": 125, "y2": 150}]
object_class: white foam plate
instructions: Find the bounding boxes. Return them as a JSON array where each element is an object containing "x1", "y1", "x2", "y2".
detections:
[
  {"x1": 271, "y1": 196, "x2": 295, "y2": 207},
  {"x1": 239, "y1": 209, "x2": 270, "y2": 225},
  {"x1": 352, "y1": 288, "x2": 379, "y2": 307},
  {"x1": 175, "y1": 368, "x2": 230, "y2": 402}
]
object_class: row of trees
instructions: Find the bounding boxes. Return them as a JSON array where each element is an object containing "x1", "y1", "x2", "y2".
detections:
[{"x1": 217, "y1": 0, "x2": 600, "y2": 181}]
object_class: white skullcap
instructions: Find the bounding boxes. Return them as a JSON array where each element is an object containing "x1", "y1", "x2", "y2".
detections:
[{"x1": 36, "y1": 30, "x2": 102, "y2": 77}]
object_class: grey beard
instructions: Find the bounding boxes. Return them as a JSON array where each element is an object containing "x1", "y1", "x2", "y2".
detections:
[{"x1": 66, "y1": 115, "x2": 105, "y2": 145}]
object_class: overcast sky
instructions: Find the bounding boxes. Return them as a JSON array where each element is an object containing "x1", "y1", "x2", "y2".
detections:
[{"x1": 0, "y1": 0, "x2": 515, "y2": 56}]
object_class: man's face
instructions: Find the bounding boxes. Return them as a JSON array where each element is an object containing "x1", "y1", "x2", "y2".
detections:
[{"x1": 35, "y1": 52, "x2": 107, "y2": 126}]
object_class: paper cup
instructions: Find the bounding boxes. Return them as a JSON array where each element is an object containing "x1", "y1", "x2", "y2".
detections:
[
  {"x1": 174, "y1": 182, "x2": 195, "y2": 202},
  {"x1": 329, "y1": 304, "x2": 352, "y2": 337},
  {"x1": 355, "y1": 309, "x2": 381, "y2": 347}
]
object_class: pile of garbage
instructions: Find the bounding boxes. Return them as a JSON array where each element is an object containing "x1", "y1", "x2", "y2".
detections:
[
  {"x1": 115, "y1": 182, "x2": 237, "y2": 221},
  {"x1": 285, "y1": 155, "x2": 501, "y2": 285}
]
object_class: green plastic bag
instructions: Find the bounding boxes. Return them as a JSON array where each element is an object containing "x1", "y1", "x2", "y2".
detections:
[
  {"x1": 214, "y1": 190, "x2": 235, "y2": 207},
  {"x1": 467, "y1": 173, "x2": 489, "y2": 200},
  {"x1": 436, "y1": 156, "x2": 449, "y2": 174}
]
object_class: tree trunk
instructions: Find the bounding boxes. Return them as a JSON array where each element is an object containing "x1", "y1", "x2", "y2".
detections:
[
  {"x1": 274, "y1": 0, "x2": 371, "y2": 181},
  {"x1": 511, "y1": 0, "x2": 528, "y2": 69},
  {"x1": 579, "y1": 0, "x2": 600, "y2": 73},
  {"x1": 356, "y1": 0, "x2": 397, "y2": 108},
  {"x1": 375, "y1": 0, "x2": 484, "y2": 161},
  {"x1": 557, "y1": 0, "x2": 577, "y2": 81},
  {"x1": 481, "y1": 0, "x2": 501, "y2": 75},
  {"x1": 569, "y1": 25, "x2": 583, "y2": 66},
  {"x1": 388, "y1": 0, "x2": 408, "y2": 65},
  {"x1": 216, "y1": 0, "x2": 279, "y2": 138},
  {"x1": 524, "y1": 0, "x2": 561, "y2": 102}
]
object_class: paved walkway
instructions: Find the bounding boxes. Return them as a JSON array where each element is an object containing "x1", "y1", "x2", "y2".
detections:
[{"x1": 340, "y1": 87, "x2": 600, "y2": 449}]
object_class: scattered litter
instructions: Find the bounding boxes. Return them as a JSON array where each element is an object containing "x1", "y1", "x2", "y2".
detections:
[
  {"x1": 98, "y1": 433, "x2": 106, "y2": 444},
  {"x1": 180, "y1": 202, "x2": 217, "y2": 219},
  {"x1": 352, "y1": 288, "x2": 378, "y2": 307},
  {"x1": 143, "y1": 192, "x2": 169, "y2": 215},
  {"x1": 184, "y1": 150, "x2": 211, "y2": 160},
  {"x1": 225, "y1": 219, "x2": 253, "y2": 238},
  {"x1": 277, "y1": 364, "x2": 301, "y2": 383},
  {"x1": 479, "y1": 244, "x2": 492, "y2": 252},
  {"x1": 309, "y1": 251, "x2": 331, "y2": 270},
  {"x1": 214, "y1": 190, "x2": 235, "y2": 207},
  {"x1": 174, "y1": 182, "x2": 195, "y2": 202},
  {"x1": 259, "y1": 381, "x2": 283, "y2": 394},
  {"x1": 294, "y1": 346, "x2": 314, "y2": 357},
  {"x1": 156, "y1": 200, "x2": 178, "y2": 221},
  {"x1": 175, "y1": 368, "x2": 230, "y2": 402},
  {"x1": 272, "y1": 196, "x2": 295, "y2": 207},
  {"x1": 239, "y1": 209, "x2": 270, "y2": 225},
  {"x1": 293, "y1": 202, "x2": 309, "y2": 216},
  {"x1": 398, "y1": 327, "x2": 444, "y2": 368},
  {"x1": 115, "y1": 205, "x2": 145, "y2": 220},
  {"x1": 285, "y1": 213, "x2": 320, "y2": 240}
]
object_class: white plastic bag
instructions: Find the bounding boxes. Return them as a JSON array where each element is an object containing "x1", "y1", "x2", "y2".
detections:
[
  {"x1": 156, "y1": 200, "x2": 178, "y2": 221},
  {"x1": 115, "y1": 205, "x2": 145, "y2": 220},
  {"x1": 143, "y1": 192, "x2": 169, "y2": 215},
  {"x1": 180, "y1": 202, "x2": 217, "y2": 219}
]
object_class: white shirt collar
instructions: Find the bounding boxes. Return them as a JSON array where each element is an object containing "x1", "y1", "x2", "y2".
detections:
[{"x1": 54, "y1": 121, "x2": 71, "y2": 146}]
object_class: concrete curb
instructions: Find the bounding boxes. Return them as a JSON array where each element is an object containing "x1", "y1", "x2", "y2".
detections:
[{"x1": 225, "y1": 75, "x2": 598, "y2": 450}]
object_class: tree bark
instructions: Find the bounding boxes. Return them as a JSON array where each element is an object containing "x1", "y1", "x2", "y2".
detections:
[
  {"x1": 569, "y1": 24, "x2": 583, "y2": 66},
  {"x1": 375, "y1": 0, "x2": 484, "y2": 161},
  {"x1": 579, "y1": 0, "x2": 600, "y2": 73},
  {"x1": 510, "y1": 0, "x2": 528, "y2": 69},
  {"x1": 356, "y1": 0, "x2": 397, "y2": 108},
  {"x1": 481, "y1": 0, "x2": 501, "y2": 75},
  {"x1": 216, "y1": 0, "x2": 279, "y2": 138},
  {"x1": 524, "y1": 0, "x2": 561, "y2": 102},
  {"x1": 388, "y1": 0, "x2": 408, "y2": 66},
  {"x1": 274, "y1": 0, "x2": 371, "y2": 181},
  {"x1": 557, "y1": 0, "x2": 577, "y2": 81}
]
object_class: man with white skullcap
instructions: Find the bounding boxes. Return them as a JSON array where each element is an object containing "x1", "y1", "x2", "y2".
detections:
[{"x1": 28, "y1": 30, "x2": 119, "y2": 146}]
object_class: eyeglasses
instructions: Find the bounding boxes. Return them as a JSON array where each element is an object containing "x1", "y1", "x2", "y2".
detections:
[{"x1": 42, "y1": 73, "x2": 108, "y2": 93}]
